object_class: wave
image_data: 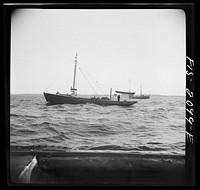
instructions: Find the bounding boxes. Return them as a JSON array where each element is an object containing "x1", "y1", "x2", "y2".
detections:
[
  {"x1": 86, "y1": 144, "x2": 167, "y2": 152},
  {"x1": 87, "y1": 145, "x2": 135, "y2": 151},
  {"x1": 10, "y1": 113, "x2": 21, "y2": 117},
  {"x1": 147, "y1": 142, "x2": 163, "y2": 145},
  {"x1": 153, "y1": 107, "x2": 166, "y2": 111},
  {"x1": 41, "y1": 125, "x2": 61, "y2": 134},
  {"x1": 10, "y1": 123, "x2": 24, "y2": 128},
  {"x1": 137, "y1": 145, "x2": 166, "y2": 151},
  {"x1": 40, "y1": 121, "x2": 51, "y2": 125},
  {"x1": 150, "y1": 114, "x2": 168, "y2": 120},
  {"x1": 10, "y1": 95, "x2": 185, "y2": 155},
  {"x1": 10, "y1": 145, "x2": 68, "y2": 152},
  {"x1": 28, "y1": 135, "x2": 66, "y2": 143},
  {"x1": 166, "y1": 107, "x2": 177, "y2": 112},
  {"x1": 169, "y1": 124, "x2": 185, "y2": 128},
  {"x1": 17, "y1": 128, "x2": 38, "y2": 135},
  {"x1": 10, "y1": 113, "x2": 43, "y2": 119},
  {"x1": 10, "y1": 104, "x2": 19, "y2": 108},
  {"x1": 85, "y1": 124, "x2": 117, "y2": 136},
  {"x1": 31, "y1": 121, "x2": 53, "y2": 126}
]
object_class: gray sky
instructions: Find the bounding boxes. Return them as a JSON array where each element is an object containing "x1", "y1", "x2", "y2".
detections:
[{"x1": 11, "y1": 9, "x2": 186, "y2": 96}]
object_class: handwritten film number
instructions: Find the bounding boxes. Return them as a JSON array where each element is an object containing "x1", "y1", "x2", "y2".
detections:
[
  {"x1": 185, "y1": 131, "x2": 193, "y2": 144},
  {"x1": 186, "y1": 56, "x2": 194, "y2": 81},
  {"x1": 185, "y1": 90, "x2": 194, "y2": 144},
  {"x1": 185, "y1": 56, "x2": 194, "y2": 144}
]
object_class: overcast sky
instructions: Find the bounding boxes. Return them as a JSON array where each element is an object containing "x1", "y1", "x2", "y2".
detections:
[{"x1": 11, "y1": 9, "x2": 186, "y2": 96}]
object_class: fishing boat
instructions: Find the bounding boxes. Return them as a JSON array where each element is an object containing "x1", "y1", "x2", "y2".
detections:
[
  {"x1": 43, "y1": 54, "x2": 137, "y2": 106},
  {"x1": 131, "y1": 85, "x2": 150, "y2": 99},
  {"x1": 132, "y1": 94, "x2": 150, "y2": 99}
]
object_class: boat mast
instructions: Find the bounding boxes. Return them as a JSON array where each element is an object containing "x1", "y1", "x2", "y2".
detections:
[{"x1": 71, "y1": 53, "x2": 78, "y2": 96}]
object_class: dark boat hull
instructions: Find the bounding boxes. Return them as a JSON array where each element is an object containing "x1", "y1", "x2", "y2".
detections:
[{"x1": 43, "y1": 92, "x2": 137, "y2": 106}]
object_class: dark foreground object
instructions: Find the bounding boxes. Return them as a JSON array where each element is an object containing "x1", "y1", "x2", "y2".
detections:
[{"x1": 9, "y1": 151, "x2": 185, "y2": 185}]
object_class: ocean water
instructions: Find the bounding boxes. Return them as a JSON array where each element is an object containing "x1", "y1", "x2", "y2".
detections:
[{"x1": 10, "y1": 94, "x2": 185, "y2": 155}]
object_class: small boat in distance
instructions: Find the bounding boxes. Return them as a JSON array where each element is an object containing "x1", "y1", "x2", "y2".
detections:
[
  {"x1": 131, "y1": 85, "x2": 150, "y2": 99},
  {"x1": 43, "y1": 54, "x2": 137, "y2": 106}
]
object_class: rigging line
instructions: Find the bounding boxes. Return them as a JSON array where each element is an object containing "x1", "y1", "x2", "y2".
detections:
[
  {"x1": 78, "y1": 66, "x2": 98, "y2": 95},
  {"x1": 44, "y1": 57, "x2": 77, "y2": 92},
  {"x1": 78, "y1": 64, "x2": 107, "y2": 96},
  {"x1": 85, "y1": 72, "x2": 107, "y2": 96},
  {"x1": 43, "y1": 69, "x2": 67, "y2": 92}
]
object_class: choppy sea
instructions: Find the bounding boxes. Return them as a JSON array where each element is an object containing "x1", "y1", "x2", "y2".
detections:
[{"x1": 10, "y1": 94, "x2": 185, "y2": 155}]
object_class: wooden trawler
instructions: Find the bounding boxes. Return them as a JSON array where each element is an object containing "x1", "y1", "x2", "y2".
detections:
[{"x1": 44, "y1": 54, "x2": 137, "y2": 106}]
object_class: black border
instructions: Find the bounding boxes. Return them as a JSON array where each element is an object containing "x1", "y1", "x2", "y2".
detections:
[{"x1": 4, "y1": 3, "x2": 195, "y2": 186}]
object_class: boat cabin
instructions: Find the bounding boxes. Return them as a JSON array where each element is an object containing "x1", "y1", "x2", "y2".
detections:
[{"x1": 114, "y1": 90, "x2": 136, "y2": 101}]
